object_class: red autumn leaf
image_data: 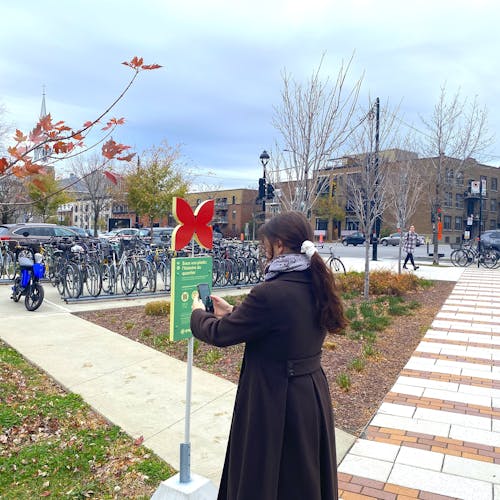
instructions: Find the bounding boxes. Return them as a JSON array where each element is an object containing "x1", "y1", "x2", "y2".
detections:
[
  {"x1": 117, "y1": 153, "x2": 135, "y2": 162},
  {"x1": 8, "y1": 146, "x2": 24, "y2": 159},
  {"x1": 25, "y1": 161, "x2": 44, "y2": 174},
  {"x1": 39, "y1": 114, "x2": 53, "y2": 132},
  {"x1": 72, "y1": 133, "x2": 84, "y2": 141},
  {"x1": 12, "y1": 165, "x2": 29, "y2": 178},
  {"x1": 134, "y1": 435, "x2": 144, "y2": 446},
  {"x1": 102, "y1": 139, "x2": 130, "y2": 159},
  {"x1": 83, "y1": 121, "x2": 94, "y2": 128},
  {"x1": 104, "y1": 170, "x2": 118, "y2": 184},
  {"x1": 29, "y1": 125, "x2": 44, "y2": 144},
  {"x1": 141, "y1": 64, "x2": 162, "y2": 70},
  {"x1": 0, "y1": 157, "x2": 8, "y2": 173},
  {"x1": 31, "y1": 178, "x2": 47, "y2": 191},
  {"x1": 131, "y1": 56, "x2": 144, "y2": 68},
  {"x1": 53, "y1": 141, "x2": 68, "y2": 154},
  {"x1": 14, "y1": 129, "x2": 27, "y2": 143}
]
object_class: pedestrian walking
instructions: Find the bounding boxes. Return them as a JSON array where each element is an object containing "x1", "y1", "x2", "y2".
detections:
[
  {"x1": 191, "y1": 211, "x2": 347, "y2": 500},
  {"x1": 403, "y1": 224, "x2": 419, "y2": 270}
]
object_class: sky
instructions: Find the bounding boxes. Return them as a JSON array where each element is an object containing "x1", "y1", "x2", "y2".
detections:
[{"x1": 1, "y1": 0, "x2": 500, "y2": 190}]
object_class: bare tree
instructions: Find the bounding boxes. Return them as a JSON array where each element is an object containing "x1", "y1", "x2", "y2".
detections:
[
  {"x1": 270, "y1": 54, "x2": 363, "y2": 216},
  {"x1": 419, "y1": 85, "x2": 492, "y2": 264},
  {"x1": 71, "y1": 154, "x2": 115, "y2": 236},
  {"x1": 346, "y1": 99, "x2": 399, "y2": 298}
]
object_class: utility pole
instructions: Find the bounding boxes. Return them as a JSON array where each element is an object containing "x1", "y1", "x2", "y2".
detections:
[
  {"x1": 372, "y1": 97, "x2": 381, "y2": 261},
  {"x1": 259, "y1": 150, "x2": 270, "y2": 222}
]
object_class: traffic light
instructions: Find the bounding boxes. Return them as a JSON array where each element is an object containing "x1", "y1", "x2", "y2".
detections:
[
  {"x1": 258, "y1": 178, "x2": 266, "y2": 199},
  {"x1": 266, "y1": 183, "x2": 275, "y2": 200}
]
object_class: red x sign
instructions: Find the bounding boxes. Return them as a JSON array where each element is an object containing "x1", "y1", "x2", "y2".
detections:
[{"x1": 171, "y1": 197, "x2": 214, "y2": 251}]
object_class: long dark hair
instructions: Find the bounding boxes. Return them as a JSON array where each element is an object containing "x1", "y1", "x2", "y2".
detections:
[{"x1": 259, "y1": 211, "x2": 347, "y2": 334}]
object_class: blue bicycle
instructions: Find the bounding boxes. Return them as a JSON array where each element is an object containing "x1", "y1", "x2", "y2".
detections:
[{"x1": 11, "y1": 244, "x2": 45, "y2": 311}]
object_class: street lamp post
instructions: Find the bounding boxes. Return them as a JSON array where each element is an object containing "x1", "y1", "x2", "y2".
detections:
[{"x1": 260, "y1": 150, "x2": 270, "y2": 217}]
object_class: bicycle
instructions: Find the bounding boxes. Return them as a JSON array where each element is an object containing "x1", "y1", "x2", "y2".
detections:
[
  {"x1": 10, "y1": 244, "x2": 45, "y2": 311},
  {"x1": 325, "y1": 247, "x2": 346, "y2": 274}
]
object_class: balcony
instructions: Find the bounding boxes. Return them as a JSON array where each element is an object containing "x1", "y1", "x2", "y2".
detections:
[{"x1": 215, "y1": 202, "x2": 228, "y2": 210}]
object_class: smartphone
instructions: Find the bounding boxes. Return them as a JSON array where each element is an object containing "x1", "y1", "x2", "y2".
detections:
[{"x1": 197, "y1": 283, "x2": 214, "y2": 313}]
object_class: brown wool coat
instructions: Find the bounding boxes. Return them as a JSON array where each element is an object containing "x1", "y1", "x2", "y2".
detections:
[{"x1": 190, "y1": 270, "x2": 338, "y2": 500}]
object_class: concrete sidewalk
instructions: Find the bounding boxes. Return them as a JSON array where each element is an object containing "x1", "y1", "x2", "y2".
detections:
[{"x1": 0, "y1": 258, "x2": 468, "y2": 492}]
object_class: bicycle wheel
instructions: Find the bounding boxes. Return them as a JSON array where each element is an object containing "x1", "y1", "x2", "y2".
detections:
[
  {"x1": 480, "y1": 249, "x2": 499, "y2": 269},
  {"x1": 450, "y1": 249, "x2": 468, "y2": 267},
  {"x1": 64, "y1": 263, "x2": 83, "y2": 298},
  {"x1": 101, "y1": 264, "x2": 117, "y2": 294},
  {"x1": 329, "y1": 257, "x2": 346, "y2": 274},
  {"x1": 84, "y1": 262, "x2": 102, "y2": 297},
  {"x1": 25, "y1": 282, "x2": 44, "y2": 311},
  {"x1": 4, "y1": 252, "x2": 16, "y2": 280},
  {"x1": 157, "y1": 261, "x2": 171, "y2": 291},
  {"x1": 120, "y1": 260, "x2": 136, "y2": 295}
]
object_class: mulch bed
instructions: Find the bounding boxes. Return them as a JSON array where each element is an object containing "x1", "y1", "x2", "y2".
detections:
[{"x1": 75, "y1": 280, "x2": 455, "y2": 436}]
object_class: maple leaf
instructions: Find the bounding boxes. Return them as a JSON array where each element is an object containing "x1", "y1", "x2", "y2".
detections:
[
  {"x1": 39, "y1": 114, "x2": 53, "y2": 132},
  {"x1": 117, "y1": 153, "x2": 135, "y2": 162},
  {"x1": 83, "y1": 120, "x2": 94, "y2": 128},
  {"x1": 14, "y1": 129, "x2": 27, "y2": 143},
  {"x1": 104, "y1": 171, "x2": 118, "y2": 184},
  {"x1": 141, "y1": 64, "x2": 162, "y2": 70},
  {"x1": 25, "y1": 161, "x2": 45, "y2": 174},
  {"x1": 31, "y1": 178, "x2": 47, "y2": 191},
  {"x1": 8, "y1": 146, "x2": 24, "y2": 159},
  {"x1": 0, "y1": 157, "x2": 8, "y2": 173},
  {"x1": 29, "y1": 125, "x2": 44, "y2": 144},
  {"x1": 102, "y1": 139, "x2": 130, "y2": 159},
  {"x1": 134, "y1": 435, "x2": 144, "y2": 446},
  {"x1": 12, "y1": 165, "x2": 29, "y2": 178}
]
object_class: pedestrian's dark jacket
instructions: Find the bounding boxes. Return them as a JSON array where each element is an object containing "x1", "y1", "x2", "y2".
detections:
[{"x1": 190, "y1": 269, "x2": 338, "y2": 500}]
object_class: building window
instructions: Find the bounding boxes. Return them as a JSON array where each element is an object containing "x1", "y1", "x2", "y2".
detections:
[
  {"x1": 491, "y1": 199, "x2": 497, "y2": 212},
  {"x1": 490, "y1": 220, "x2": 497, "y2": 230},
  {"x1": 455, "y1": 193, "x2": 464, "y2": 209},
  {"x1": 443, "y1": 215, "x2": 452, "y2": 230},
  {"x1": 315, "y1": 218, "x2": 328, "y2": 231},
  {"x1": 445, "y1": 168, "x2": 454, "y2": 185},
  {"x1": 75, "y1": 215, "x2": 78, "y2": 223},
  {"x1": 232, "y1": 210, "x2": 236, "y2": 220},
  {"x1": 444, "y1": 192, "x2": 452, "y2": 208},
  {"x1": 232, "y1": 195, "x2": 236, "y2": 204},
  {"x1": 232, "y1": 224, "x2": 236, "y2": 232},
  {"x1": 481, "y1": 198, "x2": 487, "y2": 211},
  {"x1": 454, "y1": 217, "x2": 462, "y2": 230},
  {"x1": 455, "y1": 171, "x2": 464, "y2": 187},
  {"x1": 492, "y1": 178, "x2": 498, "y2": 192},
  {"x1": 316, "y1": 176, "x2": 330, "y2": 195}
]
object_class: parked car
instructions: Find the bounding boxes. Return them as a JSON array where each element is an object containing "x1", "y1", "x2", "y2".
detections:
[
  {"x1": 67, "y1": 226, "x2": 94, "y2": 238},
  {"x1": 150, "y1": 227, "x2": 174, "y2": 245},
  {"x1": 0, "y1": 223, "x2": 79, "y2": 249},
  {"x1": 99, "y1": 228, "x2": 149, "y2": 240},
  {"x1": 341, "y1": 231, "x2": 365, "y2": 246},
  {"x1": 480, "y1": 230, "x2": 500, "y2": 251},
  {"x1": 380, "y1": 232, "x2": 423, "y2": 247}
]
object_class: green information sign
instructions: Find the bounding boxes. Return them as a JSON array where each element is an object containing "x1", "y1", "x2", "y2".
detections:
[{"x1": 169, "y1": 256, "x2": 213, "y2": 341}]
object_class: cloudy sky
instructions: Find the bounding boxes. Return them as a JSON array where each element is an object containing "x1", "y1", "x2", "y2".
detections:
[{"x1": 1, "y1": 0, "x2": 499, "y2": 189}]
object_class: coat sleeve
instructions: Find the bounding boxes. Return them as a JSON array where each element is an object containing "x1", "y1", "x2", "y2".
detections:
[{"x1": 190, "y1": 284, "x2": 275, "y2": 347}]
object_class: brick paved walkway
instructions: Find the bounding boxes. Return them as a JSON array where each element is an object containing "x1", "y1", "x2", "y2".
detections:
[{"x1": 338, "y1": 268, "x2": 500, "y2": 500}]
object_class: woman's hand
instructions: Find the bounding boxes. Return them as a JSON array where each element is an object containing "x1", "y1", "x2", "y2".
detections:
[
  {"x1": 211, "y1": 295, "x2": 234, "y2": 318},
  {"x1": 191, "y1": 295, "x2": 205, "y2": 312}
]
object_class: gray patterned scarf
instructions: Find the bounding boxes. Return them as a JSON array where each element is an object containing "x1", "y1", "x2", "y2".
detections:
[{"x1": 264, "y1": 253, "x2": 310, "y2": 281}]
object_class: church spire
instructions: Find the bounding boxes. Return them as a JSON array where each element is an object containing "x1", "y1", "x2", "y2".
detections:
[
  {"x1": 34, "y1": 86, "x2": 51, "y2": 164},
  {"x1": 39, "y1": 85, "x2": 47, "y2": 119}
]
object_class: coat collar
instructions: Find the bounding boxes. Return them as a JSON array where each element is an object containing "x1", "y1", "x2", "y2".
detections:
[{"x1": 272, "y1": 269, "x2": 312, "y2": 283}]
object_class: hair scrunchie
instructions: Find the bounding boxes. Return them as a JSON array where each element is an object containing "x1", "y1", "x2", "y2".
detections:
[{"x1": 300, "y1": 240, "x2": 318, "y2": 259}]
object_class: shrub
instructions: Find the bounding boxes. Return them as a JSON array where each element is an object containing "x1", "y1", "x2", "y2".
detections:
[
  {"x1": 345, "y1": 305, "x2": 358, "y2": 321},
  {"x1": 145, "y1": 300, "x2": 170, "y2": 316},
  {"x1": 349, "y1": 357, "x2": 366, "y2": 372},
  {"x1": 336, "y1": 372, "x2": 351, "y2": 391}
]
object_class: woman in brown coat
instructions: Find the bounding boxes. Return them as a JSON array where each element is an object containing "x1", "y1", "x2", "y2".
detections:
[{"x1": 191, "y1": 211, "x2": 347, "y2": 500}]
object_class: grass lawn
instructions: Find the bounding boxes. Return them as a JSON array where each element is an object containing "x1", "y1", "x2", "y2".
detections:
[{"x1": 0, "y1": 342, "x2": 175, "y2": 499}]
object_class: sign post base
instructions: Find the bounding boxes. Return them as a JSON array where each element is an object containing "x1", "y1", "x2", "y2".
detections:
[{"x1": 151, "y1": 473, "x2": 217, "y2": 500}]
